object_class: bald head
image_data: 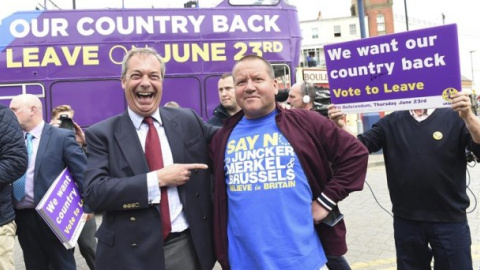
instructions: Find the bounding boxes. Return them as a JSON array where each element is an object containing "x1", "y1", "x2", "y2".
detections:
[
  {"x1": 287, "y1": 82, "x2": 314, "y2": 110},
  {"x1": 10, "y1": 94, "x2": 43, "y2": 132}
]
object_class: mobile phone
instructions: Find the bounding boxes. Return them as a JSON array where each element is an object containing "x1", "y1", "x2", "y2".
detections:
[{"x1": 322, "y1": 210, "x2": 344, "y2": 227}]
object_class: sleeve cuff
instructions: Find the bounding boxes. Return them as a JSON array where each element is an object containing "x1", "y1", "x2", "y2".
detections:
[
  {"x1": 317, "y1": 192, "x2": 336, "y2": 211},
  {"x1": 147, "y1": 171, "x2": 160, "y2": 204}
]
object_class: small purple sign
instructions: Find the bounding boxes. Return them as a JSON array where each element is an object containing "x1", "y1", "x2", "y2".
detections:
[
  {"x1": 324, "y1": 24, "x2": 461, "y2": 113},
  {"x1": 36, "y1": 168, "x2": 85, "y2": 249}
]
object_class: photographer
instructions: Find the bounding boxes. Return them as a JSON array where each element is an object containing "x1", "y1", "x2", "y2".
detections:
[
  {"x1": 50, "y1": 105, "x2": 97, "y2": 270},
  {"x1": 50, "y1": 105, "x2": 86, "y2": 148}
]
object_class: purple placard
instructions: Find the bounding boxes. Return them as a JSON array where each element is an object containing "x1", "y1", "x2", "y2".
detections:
[
  {"x1": 324, "y1": 24, "x2": 461, "y2": 113},
  {"x1": 36, "y1": 168, "x2": 84, "y2": 246}
]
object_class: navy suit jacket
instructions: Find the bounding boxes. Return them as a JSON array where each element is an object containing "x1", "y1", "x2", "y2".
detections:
[
  {"x1": 84, "y1": 107, "x2": 217, "y2": 270},
  {"x1": 33, "y1": 124, "x2": 89, "y2": 211}
]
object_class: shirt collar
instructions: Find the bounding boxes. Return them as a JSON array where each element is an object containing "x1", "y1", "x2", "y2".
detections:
[
  {"x1": 127, "y1": 107, "x2": 162, "y2": 130},
  {"x1": 409, "y1": 108, "x2": 435, "y2": 117},
  {"x1": 26, "y1": 120, "x2": 45, "y2": 139}
]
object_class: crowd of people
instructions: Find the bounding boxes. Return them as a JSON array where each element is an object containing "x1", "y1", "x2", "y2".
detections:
[{"x1": 1, "y1": 46, "x2": 479, "y2": 270}]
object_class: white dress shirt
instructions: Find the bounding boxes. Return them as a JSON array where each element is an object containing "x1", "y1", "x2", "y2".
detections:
[
  {"x1": 128, "y1": 108, "x2": 189, "y2": 233},
  {"x1": 15, "y1": 121, "x2": 45, "y2": 209},
  {"x1": 410, "y1": 109, "x2": 436, "y2": 122}
]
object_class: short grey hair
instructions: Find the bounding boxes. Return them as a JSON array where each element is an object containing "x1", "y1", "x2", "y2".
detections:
[
  {"x1": 232, "y1": 55, "x2": 275, "y2": 79},
  {"x1": 121, "y1": 47, "x2": 166, "y2": 79}
]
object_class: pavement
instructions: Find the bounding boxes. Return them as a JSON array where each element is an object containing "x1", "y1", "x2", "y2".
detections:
[{"x1": 13, "y1": 154, "x2": 480, "y2": 269}]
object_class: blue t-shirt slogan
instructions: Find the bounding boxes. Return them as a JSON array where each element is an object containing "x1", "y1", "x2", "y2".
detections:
[
  {"x1": 225, "y1": 130, "x2": 296, "y2": 191},
  {"x1": 224, "y1": 110, "x2": 326, "y2": 270}
]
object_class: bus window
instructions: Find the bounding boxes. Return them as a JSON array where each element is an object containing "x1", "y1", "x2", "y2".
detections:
[
  {"x1": 161, "y1": 76, "x2": 202, "y2": 113},
  {"x1": 204, "y1": 74, "x2": 223, "y2": 120},
  {"x1": 0, "y1": 83, "x2": 45, "y2": 106}
]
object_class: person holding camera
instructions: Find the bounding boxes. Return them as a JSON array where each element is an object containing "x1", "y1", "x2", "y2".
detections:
[
  {"x1": 328, "y1": 92, "x2": 480, "y2": 269},
  {"x1": 209, "y1": 55, "x2": 369, "y2": 270},
  {"x1": 50, "y1": 104, "x2": 97, "y2": 270},
  {"x1": 10, "y1": 94, "x2": 90, "y2": 270}
]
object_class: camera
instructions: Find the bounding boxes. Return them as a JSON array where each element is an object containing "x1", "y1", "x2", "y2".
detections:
[
  {"x1": 275, "y1": 88, "x2": 289, "y2": 102},
  {"x1": 58, "y1": 114, "x2": 75, "y2": 131}
]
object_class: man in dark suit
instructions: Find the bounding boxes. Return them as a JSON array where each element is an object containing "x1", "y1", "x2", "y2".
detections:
[
  {"x1": 9, "y1": 94, "x2": 90, "y2": 270},
  {"x1": 83, "y1": 47, "x2": 217, "y2": 270}
]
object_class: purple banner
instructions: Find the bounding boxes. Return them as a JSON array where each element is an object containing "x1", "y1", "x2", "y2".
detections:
[
  {"x1": 324, "y1": 24, "x2": 461, "y2": 113},
  {"x1": 36, "y1": 168, "x2": 84, "y2": 248}
]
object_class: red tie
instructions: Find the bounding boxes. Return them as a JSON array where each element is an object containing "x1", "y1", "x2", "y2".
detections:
[{"x1": 144, "y1": 117, "x2": 171, "y2": 239}]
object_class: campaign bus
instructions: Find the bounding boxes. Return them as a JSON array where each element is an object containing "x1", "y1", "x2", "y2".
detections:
[{"x1": 0, "y1": 0, "x2": 301, "y2": 127}]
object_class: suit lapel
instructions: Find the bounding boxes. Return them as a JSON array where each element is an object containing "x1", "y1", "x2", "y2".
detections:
[
  {"x1": 34, "y1": 124, "x2": 52, "y2": 180},
  {"x1": 160, "y1": 108, "x2": 188, "y2": 204},
  {"x1": 114, "y1": 112, "x2": 149, "y2": 175},
  {"x1": 160, "y1": 108, "x2": 184, "y2": 164}
]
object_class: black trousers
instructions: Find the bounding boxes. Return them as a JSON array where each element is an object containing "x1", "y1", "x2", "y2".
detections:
[{"x1": 15, "y1": 209, "x2": 76, "y2": 270}]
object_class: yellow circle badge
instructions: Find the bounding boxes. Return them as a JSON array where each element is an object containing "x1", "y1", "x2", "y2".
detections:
[
  {"x1": 441, "y1": 87, "x2": 458, "y2": 101},
  {"x1": 433, "y1": 131, "x2": 443, "y2": 140}
]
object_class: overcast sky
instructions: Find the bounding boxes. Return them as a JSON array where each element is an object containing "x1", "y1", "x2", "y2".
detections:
[{"x1": 1, "y1": 0, "x2": 479, "y2": 85}]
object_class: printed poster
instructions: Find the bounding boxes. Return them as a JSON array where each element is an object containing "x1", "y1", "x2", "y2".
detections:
[{"x1": 324, "y1": 24, "x2": 461, "y2": 113}]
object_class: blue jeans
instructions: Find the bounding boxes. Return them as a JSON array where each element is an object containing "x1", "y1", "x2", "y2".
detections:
[
  {"x1": 393, "y1": 216, "x2": 472, "y2": 270},
  {"x1": 326, "y1": 255, "x2": 351, "y2": 270}
]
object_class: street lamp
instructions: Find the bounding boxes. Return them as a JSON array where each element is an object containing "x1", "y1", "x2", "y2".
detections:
[
  {"x1": 404, "y1": 0, "x2": 409, "y2": 31},
  {"x1": 471, "y1": 50, "x2": 476, "y2": 88}
]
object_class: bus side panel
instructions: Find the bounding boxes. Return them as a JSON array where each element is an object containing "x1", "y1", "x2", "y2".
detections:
[
  {"x1": 161, "y1": 76, "x2": 203, "y2": 117},
  {"x1": 50, "y1": 80, "x2": 125, "y2": 127}
]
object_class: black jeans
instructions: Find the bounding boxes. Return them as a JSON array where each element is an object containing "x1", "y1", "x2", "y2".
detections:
[{"x1": 393, "y1": 216, "x2": 472, "y2": 270}]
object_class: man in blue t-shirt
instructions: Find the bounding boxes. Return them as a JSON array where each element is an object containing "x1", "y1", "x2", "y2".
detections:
[
  {"x1": 210, "y1": 55, "x2": 369, "y2": 270},
  {"x1": 328, "y1": 99, "x2": 480, "y2": 269}
]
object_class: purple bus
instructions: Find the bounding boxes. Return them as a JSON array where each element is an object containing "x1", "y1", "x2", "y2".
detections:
[{"x1": 0, "y1": 0, "x2": 301, "y2": 127}]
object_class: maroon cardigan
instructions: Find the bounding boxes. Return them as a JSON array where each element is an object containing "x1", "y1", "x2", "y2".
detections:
[{"x1": 209, "y1": 104, "x2": 369, "y2": 269}]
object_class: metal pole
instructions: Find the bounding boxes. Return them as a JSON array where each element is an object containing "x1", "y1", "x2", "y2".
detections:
[
  {"x1": 356, "y1": 0, "x2": 366, "y2": 134},
  {"x1": 73, "y1": 0, "x2": 76, "y2": 9},
  {"x1": 404, "y1": 0, "x2": 409, "y2": 31},
  {"x1": 357, "y1": 0, "x2": 366, "y2": 39}
]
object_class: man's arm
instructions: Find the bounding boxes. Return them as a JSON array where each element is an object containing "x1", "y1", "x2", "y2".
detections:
[
  {"x1": 62, "y1": 131, "x2": 92, "y2": 213},
  {"x1": 83, "y1": 128, "x2": 150, "y2": 212},
  {"x1": 327, "y1": 104, "x2": 356, "y2": 137},
  {"x1": 451, "y1": 92, "x2": 480, "y2": 143},
  {"x1": 0, "y1": 108, "x2": 28, "y2": 185}
]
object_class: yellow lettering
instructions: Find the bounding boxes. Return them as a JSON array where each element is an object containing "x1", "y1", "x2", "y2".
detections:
[
  {"x1": 191, "y1": 43, "x2": 209, "y2": 62},
  {"x1": 235, "y1": 138, "x2": 247, "y2": 152},
  {"x1": 211, "y1": 43, "x2": 226, "y2": 61},
  {"x1": 41, "y1": 47, "x2": 62, "y2": 66},
  {"x1": 62, "y1": 46, "x2": 81, "y2": 66},
  {"x1": 246, "y1": 135, "x2": 259, "y2": 150},
  {"x1": 172, "y1": 44, "x2": 190, "y2": 63},
  {"x1": 227, "y1": 140, "x2": 236, "y2": 154},
  {"x1": 6, "y1": 49, "x2": 22, "y2": 68},
  {"x1": 263, "y1": 133, "x2": 278, "y2": 147},
  {"x1": 23, "y1": 47, "x2": 40, "y2": 67},
  {"x1": 83, "y1": 46, "x2": 99, "y2": 65}
]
